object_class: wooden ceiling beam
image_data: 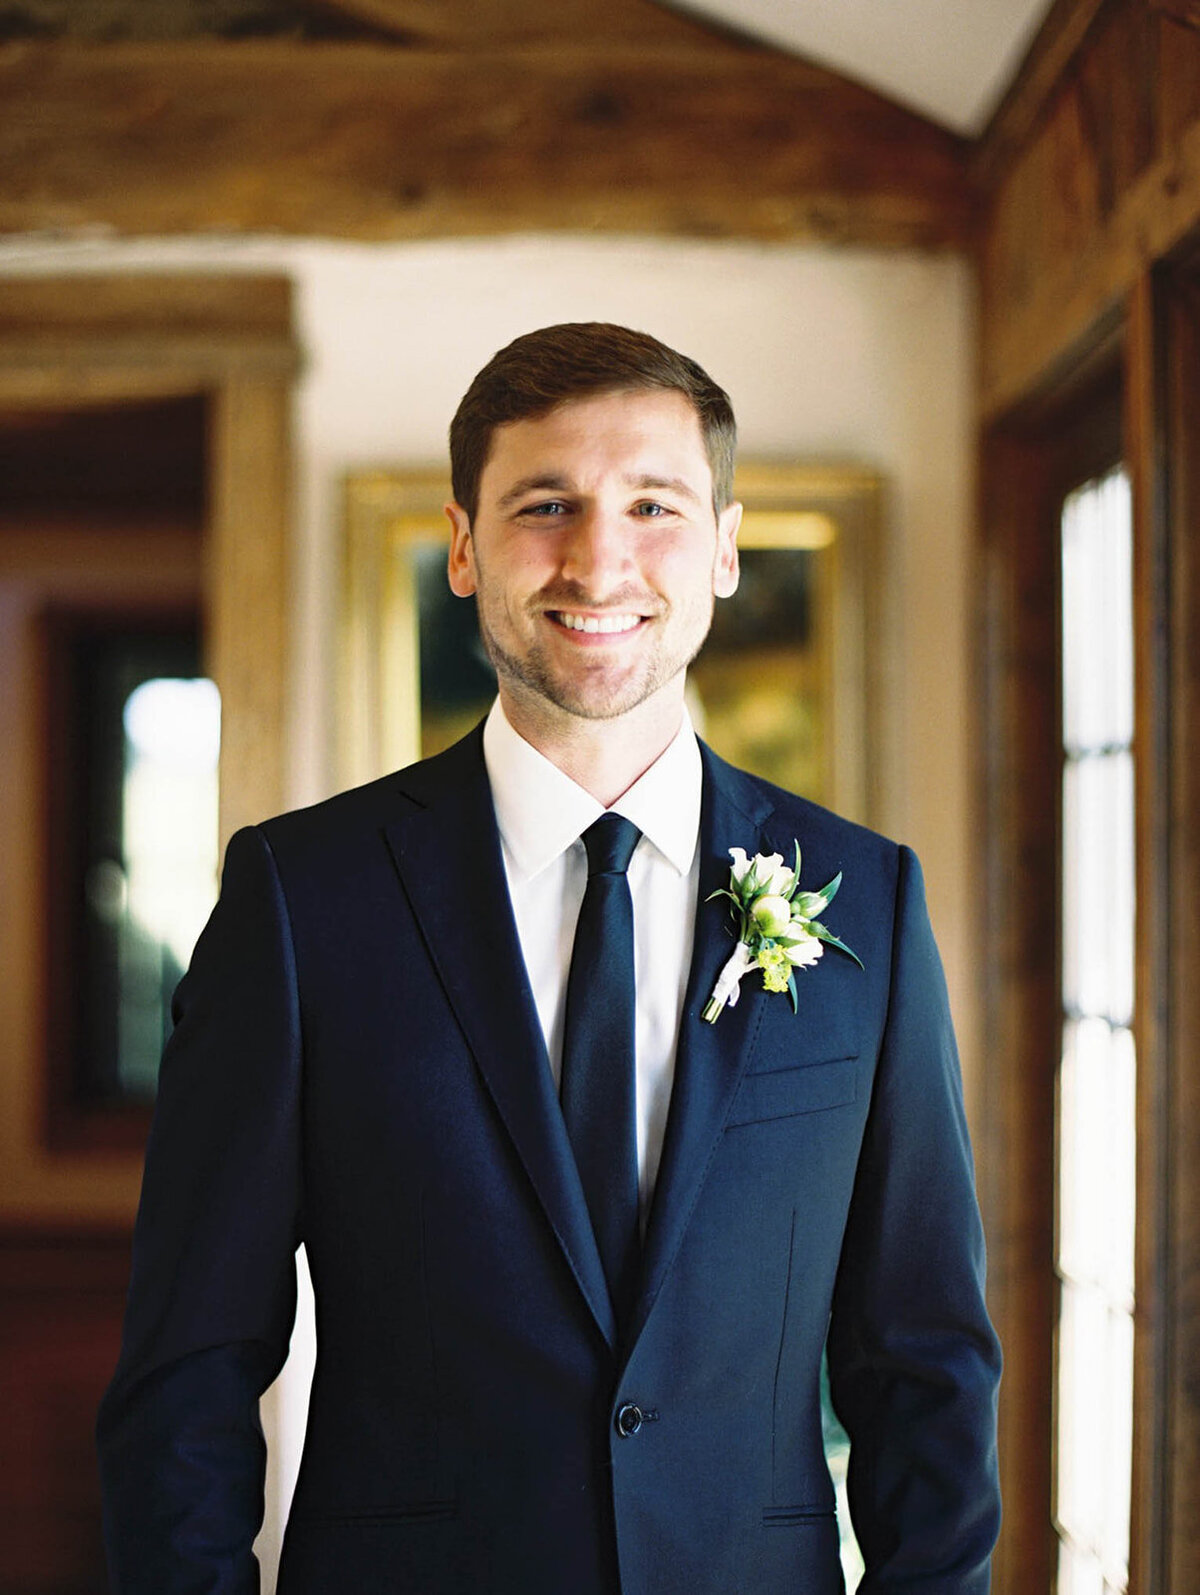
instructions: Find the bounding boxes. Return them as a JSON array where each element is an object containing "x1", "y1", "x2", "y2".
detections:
[
  {"x1": 0, "y1": 41, "x2": 971, "y2": 247},
  {"x1": 301, "y1": 0, "x2": 739, "y2": 48}
]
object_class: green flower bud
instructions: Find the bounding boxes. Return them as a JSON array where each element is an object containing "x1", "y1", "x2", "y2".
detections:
[{"x1": 750, "y1": 894, "x2": 793, "y2": 938}]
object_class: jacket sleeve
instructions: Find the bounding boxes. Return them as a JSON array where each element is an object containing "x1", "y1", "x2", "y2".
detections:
[
  {"x1": 96, "y1": 825, "x2": 303, "y2": 1595},
  {"x1": 826, "y1": 845, "x2": 1002, "y2": 1593}
]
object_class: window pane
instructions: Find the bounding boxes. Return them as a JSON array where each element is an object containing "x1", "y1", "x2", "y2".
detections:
[
  {"x1": 1102, "y1": 1309, "x2": 1134, "y2": 1582},
  {"x1": 1062, "y1": 469, "x2": 1133, "y2": 755},
  {"x1": 1058, "y1": 1539, "x2": 1106, "y2": 1595},
  {"x1": 1057, "y1": 1282, "x2": 1107, "y2": 1550},
  {"x1": 1058, "y1": 1020, "x2": 1136, "y2": 1305},
  {"x1": 1061, "y1": 752, "x2": 1134, "y2": 1023},
  {"x1": 118, "y1": 677, "x2": 221, "y2": 1096},
  {"x1": 1106, "y1": 1027, "x2": 1137, "y2": 1307}
]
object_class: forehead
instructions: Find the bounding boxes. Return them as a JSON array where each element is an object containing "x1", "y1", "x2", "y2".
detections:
[{"x1": 479, "y1": 388, "x2": 711, "y2": 492}]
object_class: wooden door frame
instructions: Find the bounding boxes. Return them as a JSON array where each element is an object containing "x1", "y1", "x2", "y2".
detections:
[{"x1": 0, "y1": 273, "x2": 299, "y2": 1226}]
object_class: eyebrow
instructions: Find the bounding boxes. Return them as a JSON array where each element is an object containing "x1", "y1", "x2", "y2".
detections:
[
  {"x1": 496, "y1": 474, "x2": 572, "y2": 510},
  {"x1": 495, "y1": 472, "x2": 703, "y2": 509},
  {"x1": 631, "y1": 474, "x2": 702, "y2": 504}
]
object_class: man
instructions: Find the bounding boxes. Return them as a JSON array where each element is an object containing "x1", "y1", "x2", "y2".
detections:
[{"x1": 98, "y1": 323, "x2": 1001, "y2": 1593}]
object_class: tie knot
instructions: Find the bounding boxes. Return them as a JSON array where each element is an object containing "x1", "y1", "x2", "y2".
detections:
[{"x1": 582, "y1": 813, "x2": 641, "y2": 878}]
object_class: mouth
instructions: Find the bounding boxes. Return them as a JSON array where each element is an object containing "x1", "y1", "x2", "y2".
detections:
[{"x1": 548, "y1": 610, "x2": 645, "y2": 636}]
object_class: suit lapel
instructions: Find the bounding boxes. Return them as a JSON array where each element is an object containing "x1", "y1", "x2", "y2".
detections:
[
  {"x1": 383, "y1": 729, "x2": 617, "y2": 1350},
  {"x1": 631, "y1": 746, "x2": 776, "y2": 1347}
]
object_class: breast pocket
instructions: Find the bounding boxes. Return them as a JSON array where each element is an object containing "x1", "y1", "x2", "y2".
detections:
[{"x1": 726, "y1": 1054, "x2": 858, "y2": 1127}]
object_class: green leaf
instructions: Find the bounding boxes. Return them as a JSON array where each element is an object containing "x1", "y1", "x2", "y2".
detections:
[
  {"x1": 787, "y1": 971, "x2": 798, "y2": 1012},
  {"x1": 817, "y1": 871, "x2": 843, "y2": 905},
  {"x1": 790, "y1": 839, "x2": 802, "y2": 898},
  {"x1": 705, "y1": 887, "x2": 739, "y2": 906},
  {"x1": 812, "y1": 925, "x2": 864, "y2": 969}
]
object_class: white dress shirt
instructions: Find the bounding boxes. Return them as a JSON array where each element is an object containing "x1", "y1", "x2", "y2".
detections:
[{"x1": 482, "y1": 699, "x2": 702, "y2": 1213}]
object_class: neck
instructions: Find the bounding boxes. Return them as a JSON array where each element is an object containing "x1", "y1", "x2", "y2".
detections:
[{"x1": 497, "y1": 685, "x2": 685, "y2": 807}]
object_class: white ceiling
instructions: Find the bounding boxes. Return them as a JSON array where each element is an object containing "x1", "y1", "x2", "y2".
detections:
[{"x1": 664, "y1": 0, "x2": 1058, "y2": 135}]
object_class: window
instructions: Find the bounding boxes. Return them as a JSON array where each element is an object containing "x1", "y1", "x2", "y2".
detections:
[
  {"x1": 45, "y1": 609, "x2": 219, "y2": 1138},
  {"x1": 978, "y1": 231, "x2": 1200, "y2": 1595},
  {"x1": 1056, "y1": 468, "x2": 1135, "y2": 1595}
]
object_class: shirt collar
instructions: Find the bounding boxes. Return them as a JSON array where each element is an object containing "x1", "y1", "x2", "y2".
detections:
[{"x1": 482, "y1": 698, "x2": 702, "y2": 881}]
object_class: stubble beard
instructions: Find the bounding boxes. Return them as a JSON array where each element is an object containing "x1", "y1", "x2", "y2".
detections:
[{"x1": 475, "y1": 589, "x2": 715, "y2": 724}]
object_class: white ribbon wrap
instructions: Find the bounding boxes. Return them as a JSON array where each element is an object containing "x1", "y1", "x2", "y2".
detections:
[{"x1": 702, "y1": 941, "x2": 756, "y2": 1023}]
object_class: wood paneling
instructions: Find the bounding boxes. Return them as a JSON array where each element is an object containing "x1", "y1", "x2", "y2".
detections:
[
  {"x1": 0, "y1": 1232, "x2": 131, "y2": 1595},
  {"x1": 976, "y1": 1, "x2": 1200, "y2": 418},
  {"x1": 971, "y1": 0, "x2": 1112, "y2": 191},
  {"x1": 0, "y1": 39, "x2": 971, "y2": 247},
  {"x1": 1149, "y1": 0, "x2": 1200, "y2": 30},
  {"x1": 1159, "y1": 15, "x2": 1200, "y2": 148}
]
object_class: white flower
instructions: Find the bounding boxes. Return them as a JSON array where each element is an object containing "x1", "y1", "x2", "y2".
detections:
[
  {"x1": 728, "y1": 847, "x2": 795, "y2": 899},
  {"x1": 782, "y1": 930, "x2": 823, "y2": 969},
  {"x1": 750, "y1": 894, "x2": 793, "y2": 937}
]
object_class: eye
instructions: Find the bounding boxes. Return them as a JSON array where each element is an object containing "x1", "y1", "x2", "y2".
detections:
[
  {"x1": 518, "y1": 499, "x2": 571, "y2": 518},
  {"x1": 631, "y1": 500, "x2": 672, "y2": 518}
]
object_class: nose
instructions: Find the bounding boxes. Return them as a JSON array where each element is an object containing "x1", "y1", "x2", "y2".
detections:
[{"x1": 560, "y1": 505, "x2": 634, "y2": 597}]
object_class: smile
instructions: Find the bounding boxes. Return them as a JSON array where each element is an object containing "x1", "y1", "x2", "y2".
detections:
[{"x1": 552, "y1": 612, "x2": 643, "y2": 635}]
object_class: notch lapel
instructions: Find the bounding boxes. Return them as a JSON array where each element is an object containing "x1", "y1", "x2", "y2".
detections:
[
  {"x1": 630, "y1": 746, "x2": 776, "y2": 1348},
  {"x1": 383, "y1": 730, "x2": 617, "y2": 1349}
]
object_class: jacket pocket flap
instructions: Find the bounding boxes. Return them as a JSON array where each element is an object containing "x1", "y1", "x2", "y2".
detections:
[{"x1": 726, "y1": 1055, "x2": 858, "y2": 1127}]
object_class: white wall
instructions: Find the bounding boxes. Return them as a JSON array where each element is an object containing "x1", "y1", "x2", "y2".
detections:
[{"x1": 0, "y1": 231, "x2": 977, "y2": 1582}]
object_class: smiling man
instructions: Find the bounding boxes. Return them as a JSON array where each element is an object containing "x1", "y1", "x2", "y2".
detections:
[
  {"x1": 98, "y1": 324, "x2": 1001, "y2": 1595},
  {"x1": 446, "y1": 383, "x2": 740, "y2": 800}
]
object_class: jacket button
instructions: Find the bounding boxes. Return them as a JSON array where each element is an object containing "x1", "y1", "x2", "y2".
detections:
[{"x1": 615, "y1": 1402, "x2": 643, "y2": 1437}]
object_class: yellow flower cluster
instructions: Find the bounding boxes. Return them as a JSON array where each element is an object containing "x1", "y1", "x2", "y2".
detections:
[{"x1": 756, "y1": 945, "x2": 794, "y2": 994}]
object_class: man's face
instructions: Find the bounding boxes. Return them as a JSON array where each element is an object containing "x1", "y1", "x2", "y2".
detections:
[{"x1": 446, "y1": 388, "x2": 741, "y2": 732}]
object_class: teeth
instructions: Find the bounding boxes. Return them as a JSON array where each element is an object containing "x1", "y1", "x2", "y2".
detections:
[{"x1": 557, "y1": 612, "x2": 640, "y2": 634}]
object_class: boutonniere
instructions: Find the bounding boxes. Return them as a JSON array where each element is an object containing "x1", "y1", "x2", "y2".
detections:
[{"x1": 701, "y1": 844, "x2": 863, "y2": 1024}]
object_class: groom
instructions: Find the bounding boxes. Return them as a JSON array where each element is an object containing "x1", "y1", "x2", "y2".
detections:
[{"x1": 98, "y1": 323, "x2": 1001, "y2": 1593}]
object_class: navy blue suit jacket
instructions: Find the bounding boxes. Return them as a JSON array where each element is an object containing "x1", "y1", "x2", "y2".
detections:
[{"x1": 98, "y1": 728, "x2": 1001, "y2": 1593}]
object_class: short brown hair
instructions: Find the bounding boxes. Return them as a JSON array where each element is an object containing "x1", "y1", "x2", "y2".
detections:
[{"x1": 449, "y1": 322, "x2": 737, "y2": 521}]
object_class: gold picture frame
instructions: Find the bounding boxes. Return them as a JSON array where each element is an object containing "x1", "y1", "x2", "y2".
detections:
[{"x1": 340, "y1": 463, "x2": 883, "y2": 826}]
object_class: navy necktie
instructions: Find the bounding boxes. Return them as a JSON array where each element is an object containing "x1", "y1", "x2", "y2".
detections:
[{"x1": 560, "y1": 813, "x2": 642, "y2": 1328}]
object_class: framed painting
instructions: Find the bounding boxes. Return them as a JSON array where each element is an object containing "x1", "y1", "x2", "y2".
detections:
[{"x1": 340, "y1": 462, "x2": 883, "y2": 827}]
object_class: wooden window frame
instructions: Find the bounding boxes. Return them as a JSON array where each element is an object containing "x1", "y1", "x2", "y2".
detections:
[{"x1": 978, "y1": 255, "x2": 1200, "y2": 1594}]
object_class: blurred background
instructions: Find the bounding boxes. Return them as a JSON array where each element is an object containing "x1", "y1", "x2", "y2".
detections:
[{"x1": 1, "y1": 1, "x2": 1198, "y2": 1591}]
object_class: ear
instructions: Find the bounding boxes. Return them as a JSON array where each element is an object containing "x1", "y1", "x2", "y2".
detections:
[
  {"x1": 445, "y1": 502, "x2": 477, "y2": 597},
  {"x1": 713, "y1": 501, "x2": 741, "y2": 599}
]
